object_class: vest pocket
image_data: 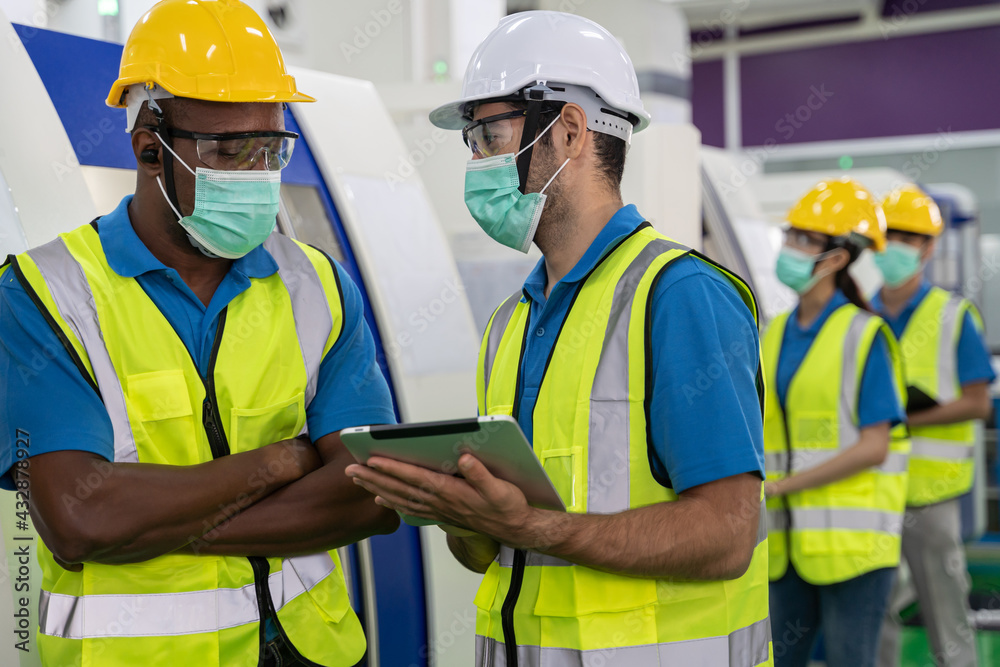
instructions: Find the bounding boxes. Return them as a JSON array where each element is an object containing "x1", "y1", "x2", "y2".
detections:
[
  {"x1": 539, "y1": 447, "x2": 582, "y2": 511},
  {"x1": 229, "y1": 393, "x2": 305, "y2": 453},
  {"x1": 291, "y1": 554, "x2": 352, "y2": 625},
  {"x1": 126, "y1": 370, "x2": 198, "y2": 463},
  {"x1": 790, "y1": 411, "x2": 837, "y2": 447}
]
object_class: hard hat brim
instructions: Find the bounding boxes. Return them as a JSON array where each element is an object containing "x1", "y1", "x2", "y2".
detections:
[
  {"x1": 429, "y1": 90, "x2": 652, "y2": 133},
  {"x1": 106, "y1": 77, "x2": 316, "y2": 109}
]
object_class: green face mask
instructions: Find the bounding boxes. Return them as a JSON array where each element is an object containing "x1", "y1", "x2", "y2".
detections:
[
  {"x1": 158, "y1": 136, "x2": 281, "y2": 259},
  {"x1": 875, "y1": 241, "x2": 923, "y2": 287},
  {"x1": 463, "y1": 117, "x2": 568, "y2": 253},
  {"x1": 776, "y1": 246, "x2": 831, "y2": 295}
]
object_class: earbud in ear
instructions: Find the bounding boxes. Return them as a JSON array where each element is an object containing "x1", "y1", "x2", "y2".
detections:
[{"x1": 139, "y1": 148, "x2": 159, "y2": 164}]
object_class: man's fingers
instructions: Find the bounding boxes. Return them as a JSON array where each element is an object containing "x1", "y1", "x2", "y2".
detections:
[
  {"x1": 457, "y1": 455, "x2": 497, "y2": 492},
  {"x1": 365, "y1": 456, "x2": 445, "y2": 488},
  {"x1": 354, "y1": 478, "x2": 432, "y2": 515},
  {"x1": 348, "y1": 465, "x2": 436, "y2": 506}
]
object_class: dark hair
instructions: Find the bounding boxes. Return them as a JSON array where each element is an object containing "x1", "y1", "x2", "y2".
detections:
[
  {"x1": 505, "y1": 101, "x2": 627, "y2": 193},
  {"x1": 826, "y1": 237, "x2": 873, "y2": 312}
]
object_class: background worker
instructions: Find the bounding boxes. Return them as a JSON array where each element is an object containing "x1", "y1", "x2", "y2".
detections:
[
  {"x1": 764, "y1": 178, "x2": 908, "y2": 667},
  {"x1": 875, "y1": 185, "x2": 995, "y2": 667},
  {"x1": 348, "y1": 11, "x2": 772, "y2": 667},
  {"x1": 0, "y1": 1, "x2": 397, "y2": 665}
]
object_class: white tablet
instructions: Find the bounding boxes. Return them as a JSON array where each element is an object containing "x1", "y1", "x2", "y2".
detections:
[{"x1": 340, "y1": 415, "x2": 566, "y2": 514}]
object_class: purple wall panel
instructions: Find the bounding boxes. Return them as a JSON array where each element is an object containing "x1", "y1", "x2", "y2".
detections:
[
  {"x1": 692, "y1": 59, "x2": 725, "y2": 148},
  {"x1": 883, "y1": 0, "x2": 999, "y2": 16},
  {"x1": 740, "y1": 26, "x2": 1000, "y2": 145}
]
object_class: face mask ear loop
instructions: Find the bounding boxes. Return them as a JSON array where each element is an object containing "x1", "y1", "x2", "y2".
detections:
[
  {"x1": 154, "y1": 131, "x2": 193, "y2": 222},
  {"x1": 539, "y1": 157, "x2": 570, "y2": 196},
  {"x1": 155, "y1": 175, "x2": 185, "y2": 222}
]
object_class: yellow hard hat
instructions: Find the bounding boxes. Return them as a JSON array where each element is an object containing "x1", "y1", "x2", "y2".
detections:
[
  {"x1": 106, "y1": 0, "x2": 314, "y2": 108},
  {"x1": 787, "y1": 177, "x2": 887, "y2": 252},
  {"x1": 881, "y1": 184, "x2": 943, "y2": 237}
]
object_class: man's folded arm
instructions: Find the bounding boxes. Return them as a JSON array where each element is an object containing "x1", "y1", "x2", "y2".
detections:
[{"x1": 26, "y1": 438, "x2": 319, "y2": 566}]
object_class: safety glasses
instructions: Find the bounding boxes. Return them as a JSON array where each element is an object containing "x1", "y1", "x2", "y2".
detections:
[
  {"x1": 462, "y1": 110, "x2": 528, "y2": 158},
  {"x1": 160, "y1": 128, "x2": 298, "y2": 171},
  {"x1": 784, "y1": 228, "x2": 828, "y2": 252}
]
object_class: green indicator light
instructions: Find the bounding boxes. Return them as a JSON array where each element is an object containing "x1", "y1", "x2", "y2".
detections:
[
  {"x1": 98, "y1": 0, "x2": 119, "y2": 16},
  {"x1": 433, "y1": 60, "x2": 448, "y2": 76},
  {"x1": 838, "y1": 155, "x2": 853, "y2": 170}
]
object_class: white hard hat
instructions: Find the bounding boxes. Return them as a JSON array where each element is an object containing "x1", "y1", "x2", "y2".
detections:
[{"x1": 430, "y1": 11, "x2": 650, "y2": 143}]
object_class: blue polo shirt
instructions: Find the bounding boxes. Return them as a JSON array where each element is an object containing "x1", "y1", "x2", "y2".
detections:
[
  {"x1": 775, "y1": 291, "x2": 904, "y2": 429},
  {"x1": 514, "y1": 205, "x2": 764, "y2": 494},
  {"x1": 0, "y1": 195, "x2": 395, "y2": 491},
  {"x1": 872, "y1": 281, "x2": 996, "y2": 387}
]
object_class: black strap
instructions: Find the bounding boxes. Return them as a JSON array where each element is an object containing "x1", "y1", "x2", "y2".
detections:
[{"x1": 515, "y1": 98, "x2": 545, "y2": 196}]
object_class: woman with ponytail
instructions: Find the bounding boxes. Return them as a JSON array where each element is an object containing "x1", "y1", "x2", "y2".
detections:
[{"x1": 763, "y1": 178, "x2": 909, "y2": 667}]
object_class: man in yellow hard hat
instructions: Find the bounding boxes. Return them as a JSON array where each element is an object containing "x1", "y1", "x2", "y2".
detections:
[
  {"x1": 874, "y1": 185, "x2": 993, "y2": 667},
  {"x1": 0, "y1": 1, "x2": 398, "y2": 665}
]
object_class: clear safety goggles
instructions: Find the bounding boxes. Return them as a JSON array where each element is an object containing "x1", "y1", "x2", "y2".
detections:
[
  {"x1": 159, "y1": 127, "x2": 298, "y2": 171},
  {"x1": 462, "y1": 110, "x2": 528, "y2": 159}
]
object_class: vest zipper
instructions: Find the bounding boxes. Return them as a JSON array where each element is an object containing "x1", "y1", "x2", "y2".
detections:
[
  {"x1": 202, "y1": 310, "x2": 230, "y2": 459},
  {"x1": 194, "y1": 310, "x2": 318, "y2": 666},
  {"x1": 501, "y1": 549, "x2": 526, "y2": 666},
  {"x1": 499, "y1": 309, "x2": 532, "y2": 667}
]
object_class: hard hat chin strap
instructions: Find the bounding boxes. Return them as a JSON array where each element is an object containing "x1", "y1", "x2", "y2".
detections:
[
  {"x1": 156, "y1": 131, "x2": 186, "y2": 223},
  {"x1": 514, "y1": 85, "x2": 553, "y2": 195}
]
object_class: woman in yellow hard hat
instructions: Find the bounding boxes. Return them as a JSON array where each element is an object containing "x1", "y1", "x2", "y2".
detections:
[
  {"x1": 873, "y1": 185, "x2": 993, "y2": 667},
  {"x1": 763, "y1": 177, "x2": 909, "y2": 667}
]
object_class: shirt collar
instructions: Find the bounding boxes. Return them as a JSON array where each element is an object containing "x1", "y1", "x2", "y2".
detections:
[
  {"x1": 791, "y1": 289, "x2": 851, "y2": 335},
  {"x1": 870, "y1": 280, "x2": 931, "y2": 319},
  {"x1": 98, "y1": 195, "x2": 278, "y2": 280},
  {"x1": 522, "y1": 204, "x2": 646, "y2": 303}
]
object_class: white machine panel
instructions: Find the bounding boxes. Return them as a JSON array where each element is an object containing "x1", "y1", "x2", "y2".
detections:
[{"x1": 287, "y1": 68, "x2": 482, "y2": 667}]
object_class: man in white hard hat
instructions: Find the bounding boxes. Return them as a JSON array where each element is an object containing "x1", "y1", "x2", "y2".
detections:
[{"x1": 348, "y1": 11, "x2": 773, "y2": 666}]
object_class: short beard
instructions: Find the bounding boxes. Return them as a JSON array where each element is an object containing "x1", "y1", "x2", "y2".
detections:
[{"x1": 524, "y1": 143, "x2": 570, "y2": 256}]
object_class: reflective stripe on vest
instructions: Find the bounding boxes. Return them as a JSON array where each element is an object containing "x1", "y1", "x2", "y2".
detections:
[
  {"x1": 476, "y1": 616, "x2": 771, "y2": 667},
  {"x1": 28, "y1": 236, "x2": 140, "y2": 462},
  {"x1": 910, "y1": 438, "x2": 975, "y2": 460},
  {"x1": 25, "y1": 233, "x2": 332, "y2": 462},
  {"x1": 898, "y1": 288, "x2": 977, "y2": 505},
  {"x1": 19, "y1": 228, "x2": 361, "y2": 663},
  {"x1": 39, "y1": 552, "x2": 335, "y2": 639},
  {"x1": 477, "y1": 226, "x2": 771, "y2": 666},
  {"x1": 930, "y1": 295, "x2": 963, "y2": 402},
  {"x1": 262, "y1": 235, "x2": 334, "y2": 413},
  {"x1": 763, "y1": 304, "x2": 909, "y2": 585},
  {"x1": 765, "y1": 450, "x2": 909, "y2": 475},
  {"x1": 767, "y1": 508, "x2": 904, "y2": 535}
]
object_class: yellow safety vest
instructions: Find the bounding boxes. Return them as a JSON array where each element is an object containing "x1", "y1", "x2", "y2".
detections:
[
  {"x1": 763, "y1": 304, "x2": 910, "y2": 586},
  {"x1": 897, "y1": 286, "x2": 980, "y2": 506},
  {"x1": 6, "y1": 223, "x2": 365, "y2": 666},
  {"x1": 476, "y1": 224, "x2": 773, "y2": 667}
]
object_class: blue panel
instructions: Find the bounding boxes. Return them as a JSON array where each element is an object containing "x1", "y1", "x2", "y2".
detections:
[
  {"x1": 370, "y1": 527, "x2": 429, "y2": 667},
  {"x1": 15, "y1": 24, "x2": 135, "y2": 169}
]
